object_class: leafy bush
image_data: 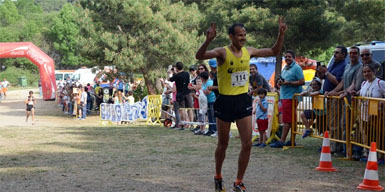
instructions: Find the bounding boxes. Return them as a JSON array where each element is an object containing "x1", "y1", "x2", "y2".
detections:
[
  {"x1": 0, "y1": 66, "x2": 40, "y2": 86},
  {"x1": 133, "y1": 82, "x2": 149, "y2": 101}
]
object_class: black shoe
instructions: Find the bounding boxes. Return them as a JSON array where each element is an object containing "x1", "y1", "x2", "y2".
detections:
[
  {"x1": 352, "y1": 152, "x2": 361, "y2": 161},
  {"x1": 171, "y1": 125, "x2": 180, "y2": 129},
  {"x1": 175, "y1": 127, "x2": 184, "y2": 131},
  {"x1": 204, "y1": 131, "x2": 213, "y2": 136},
  {"x1": 191, "y1": 127, "x2": 200, "y2": 132},
  {"x1": 214, "y1": 177, "x2": 225, "y2": 192},
  {"x1": 233, "y1": 182, "x2": 246, "y2": 192}
]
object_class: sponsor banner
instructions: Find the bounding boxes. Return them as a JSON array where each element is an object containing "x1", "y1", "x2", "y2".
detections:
[{"x1": 100, "y1": 96, "x2": 148, "y2": 122}]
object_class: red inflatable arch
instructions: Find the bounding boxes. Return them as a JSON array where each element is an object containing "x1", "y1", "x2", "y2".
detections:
[{"x1": 0, "y1": 42, "x2": 56, "y2": 100}]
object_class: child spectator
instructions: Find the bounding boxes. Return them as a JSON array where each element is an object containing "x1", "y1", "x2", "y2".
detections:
[
  {"x1": 113, "y1": 91, "x2": 122, "y2": 104},
  {"x1": 253, "y1": 88, "x2": 269, "y2": 147},
  {"x1": 195, "y1": 78, "x2": 207, "y2": 135},
  {"x1": 127, "y1": 91, "x2": 135, "y2": 105},
  {"x1": 299, "y1": 77, "x2": 324, "y2": 138},
  {"x1": 199, "y1": 71, "x2": 216, "y2": 136}
]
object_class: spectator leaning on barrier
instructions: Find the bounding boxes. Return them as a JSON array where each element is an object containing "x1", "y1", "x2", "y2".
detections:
[
  {"x1": 324, "y1": 46, "x2": 362, "y2": 98},
  {"x1": 327, "y1": 46, "x2": 364, "y2": 160},
  {"x1": 359, "y1": 64, "x2": 385, "y2": 163},
  {"x1": 270, "y1": 50, "x2": 305, "y2": 148},
  {"x1": 319, "y1": 45, "x2": 347, "y2": 155},
  {"x1": 361, "y1": 48, "x2": 384, "y2": 80},
  {"x1": 299, "y1": 77, "x2": 324, "y2": 138}
]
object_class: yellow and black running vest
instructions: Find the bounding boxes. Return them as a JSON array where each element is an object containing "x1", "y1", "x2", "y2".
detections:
[{"x1": 217, "y1": 46, "x2": 250, "y2": 95}]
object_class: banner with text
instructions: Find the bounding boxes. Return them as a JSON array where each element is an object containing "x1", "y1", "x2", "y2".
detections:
[{"x1": 100, "y1": 96, "x2": 148, "y2": 122}]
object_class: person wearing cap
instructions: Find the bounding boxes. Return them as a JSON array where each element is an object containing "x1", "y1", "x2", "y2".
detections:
[
  {"x1": 209, "y1": 58, "x2": 217, "y2": 77},
  {"x1": 195, "y1": 18, "x2": 287, "y2": 191},
  {"x1": 207, "y1": 59, "x2": 220, "y2": 99},
  {"x1": 249, "y1": 63, "x2": 271, "y2": 99}
]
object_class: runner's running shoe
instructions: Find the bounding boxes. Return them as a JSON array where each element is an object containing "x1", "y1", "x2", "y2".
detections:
[
  {"x1": 214, "y1": 177, "x2": 226, "y2": 192},
  {"x1": 232, "y1": 182, "x2": 246, "y2": 192}
]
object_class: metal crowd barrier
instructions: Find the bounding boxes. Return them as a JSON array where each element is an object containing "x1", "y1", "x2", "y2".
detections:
[
  {"x1": 290, "y1": 94, "x2": 385, "y2": 158},
  {"x1": 350, "y1": 96, "x2": 385, "y2": 154}
]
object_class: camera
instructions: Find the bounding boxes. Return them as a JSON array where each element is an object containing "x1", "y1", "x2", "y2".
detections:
[{"x1": 278, "y1": 75, "x2": 285, "y2": 82}]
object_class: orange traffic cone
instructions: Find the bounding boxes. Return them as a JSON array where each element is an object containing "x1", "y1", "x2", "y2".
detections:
[
  {"x1": 357, "y1": 142, "x2": 384, "y2": 191},
  {"x1": 316, "y1": 131, "x2": 337, "y2": 172}
]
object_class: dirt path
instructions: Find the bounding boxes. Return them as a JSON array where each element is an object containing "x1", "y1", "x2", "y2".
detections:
[
  {"x1": 0, "y1": 89, "x2": 384, "y2": 192},
  {"x1": 0, "y1": 89, "x2": 99, "y2": 128}
]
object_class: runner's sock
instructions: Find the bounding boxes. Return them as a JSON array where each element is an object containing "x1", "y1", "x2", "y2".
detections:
[
  {"x1": 214, "y1": 174, "x2": 222, "y2": 180},
  {"x1": 235, "y1": 179, "x2": 243, "y2": 185}
]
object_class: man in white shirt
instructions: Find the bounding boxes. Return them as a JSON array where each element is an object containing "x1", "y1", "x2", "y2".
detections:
[
  {"x1": 80, "y1": 87, "x2": 88, "y2": 120},
  {"x1": 2, "y1": 78, "x2": 10, "y2": 99}
]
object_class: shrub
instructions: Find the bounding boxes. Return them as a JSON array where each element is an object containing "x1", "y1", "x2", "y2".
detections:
[
  {"x1": 0, "y1": 66, "x2": 40, "y2": 86},
  {"x1": 133, "y1": 81, "x2": 149, "y2": 101}
]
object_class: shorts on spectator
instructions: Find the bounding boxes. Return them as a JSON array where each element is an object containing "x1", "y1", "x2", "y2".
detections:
[
  {"x1": 257, "y1": 119, "x2": 268, "y2": 132},
  {"x1": 281, "y1": 99, "x2": 295, "y2": 123},
  {"x1": 198, "y1": 113, "x2": 205, "y2": 123},
  {"x1": 177, "y1": 94, "x2": 193, "y2": 108},
  {"x1": 304, "y1": 110, "x2": 315, "y2": 119},
  {"x1": 214, "y1": 93, "x2": 252, "y2": 122}
]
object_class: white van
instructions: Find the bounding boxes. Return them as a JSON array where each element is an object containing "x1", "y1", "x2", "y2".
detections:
[
  {"x1": 70, "y1": 67, "x2": 98, "y2": 86},
  {"x1": 55, "y1": 70, "x2": 75, "y2": 85}
]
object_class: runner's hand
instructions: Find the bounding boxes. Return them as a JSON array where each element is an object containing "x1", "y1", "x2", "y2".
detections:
[
  {"x1": 278, "y1": 16, "x2": 287, "y2": 33},
  {"x1": 206, "y1": 23, "x2": 217, "y2": 42}
]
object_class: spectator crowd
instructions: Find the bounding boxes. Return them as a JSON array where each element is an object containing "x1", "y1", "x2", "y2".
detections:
[
  {"x1": 56, "y1": 68, "x2": 137, "y2": 121},
  {"x1": 162, "y1": 45, "x2": 385, "y2": 165}
]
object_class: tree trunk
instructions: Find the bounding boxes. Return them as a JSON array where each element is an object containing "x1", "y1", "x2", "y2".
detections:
[
  {"x1": 275, "y1": 54, "x2": 282, "y2": 81},
  {"x1": 140, "y1": 68, "x2": 156, "y2": 95}
]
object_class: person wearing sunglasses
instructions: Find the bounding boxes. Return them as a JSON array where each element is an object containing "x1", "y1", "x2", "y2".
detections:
[
  {"x1": 360, "y1": 48, "x2": 383, "y2": 80},
  {"x1": 196, "y1": 18, "x2": 287, "y2": 192}
]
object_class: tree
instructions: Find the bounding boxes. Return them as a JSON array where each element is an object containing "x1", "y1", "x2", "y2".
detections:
[
  {"x1": 49, "y1": 3, "x2": 86, "y2": 69},
  {"x1": 334, "y1": 0, "x2": 385, "y2": 45},
  {"x1": 0, "y1": 0, "x2": 49, "y2": 72},
  {"x1": 78, "y1": 0, "x2": 203, "y2": 94}
]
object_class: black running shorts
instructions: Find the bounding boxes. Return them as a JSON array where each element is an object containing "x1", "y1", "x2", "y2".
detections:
[
  {"x1": 26, "y1": 104, "x2": 34, "y2": 111},
  {"x1": 214, "y1": 93, "x2": 252, "y2": 122}
]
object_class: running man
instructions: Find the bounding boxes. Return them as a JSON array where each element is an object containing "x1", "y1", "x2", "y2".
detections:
[
  {"x1": 25, "y1": 90, "x2": 36, "y2": 124},
  {"x1": 195, "y1": 18, "x2": 287, "y2": 192}
]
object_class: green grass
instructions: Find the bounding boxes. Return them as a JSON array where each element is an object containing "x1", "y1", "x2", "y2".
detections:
[{"x1": 0, "y1": 123, "x2": 383, "y2": 191}]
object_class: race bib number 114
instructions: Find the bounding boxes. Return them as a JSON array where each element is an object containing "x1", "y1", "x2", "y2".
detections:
[{"x1": 231, "y1": 71, "x2": 248, "y2": 87}]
